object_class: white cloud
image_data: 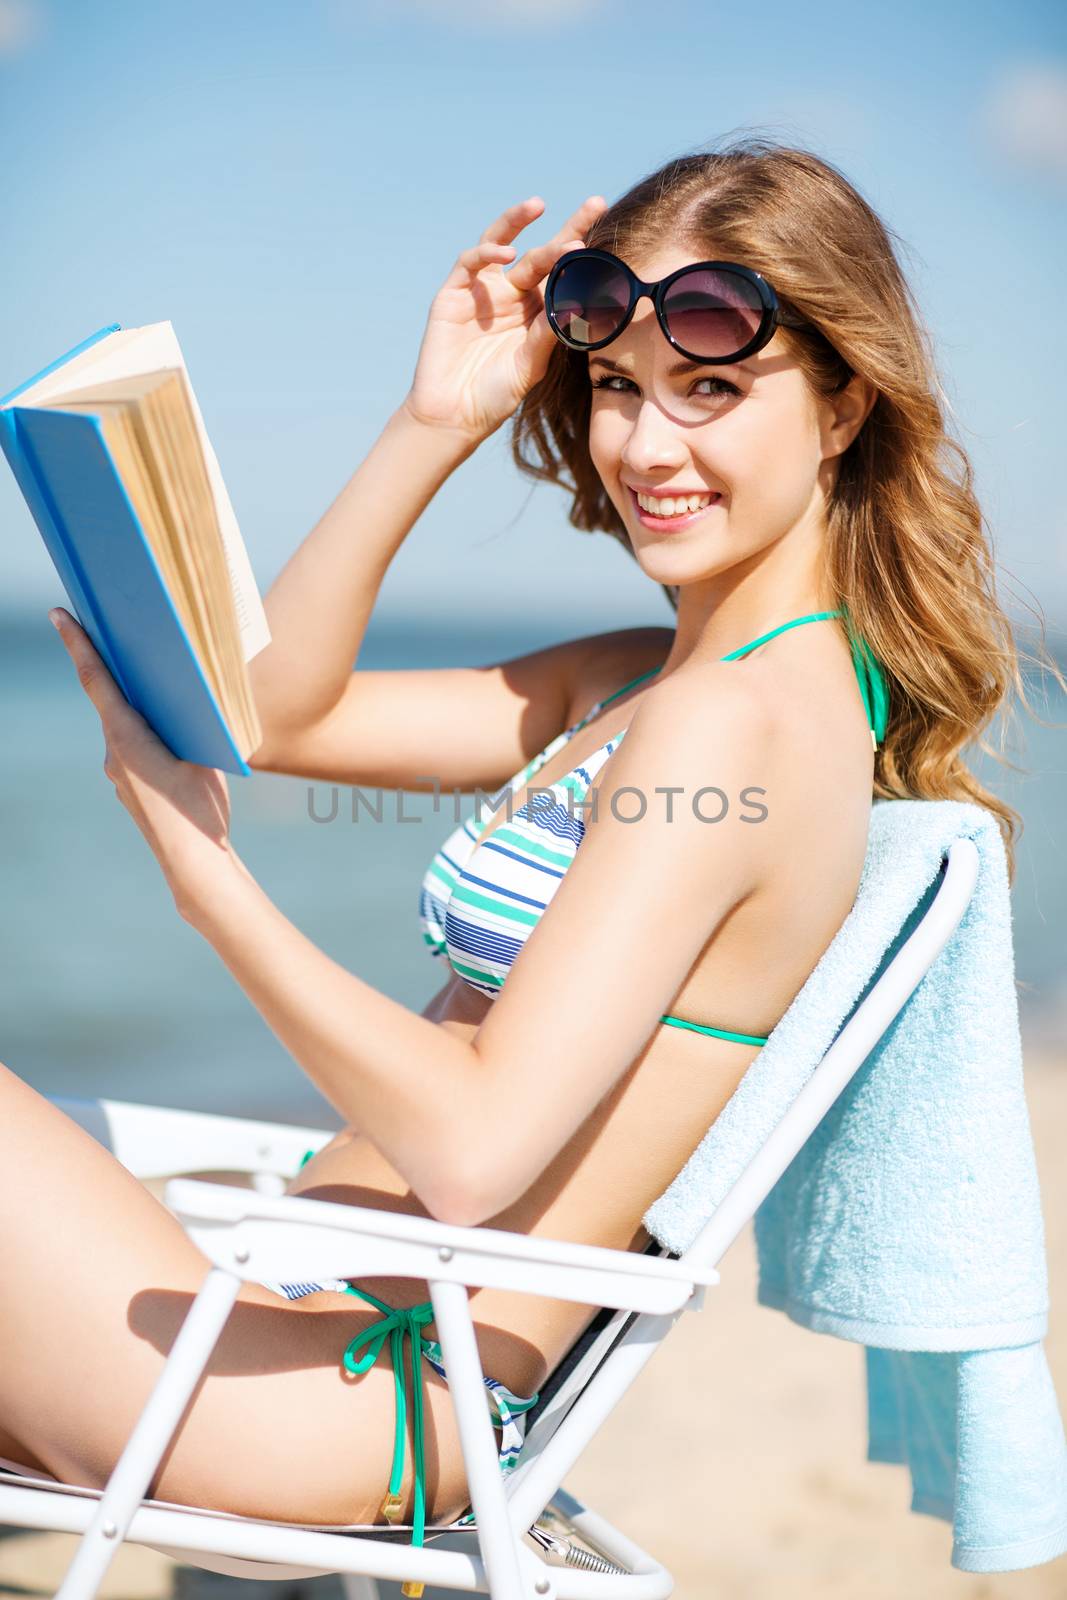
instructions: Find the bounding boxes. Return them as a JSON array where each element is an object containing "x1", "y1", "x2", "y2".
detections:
[
  {"x1": 983, "y1": 61, "x2": 1067, "y2": 179},
  {"x1": 0, "y1": 0, "x2": 40, "y2": 56}
]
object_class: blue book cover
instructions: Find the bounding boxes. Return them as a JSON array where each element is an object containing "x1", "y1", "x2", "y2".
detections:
[{"x1": 0, "y1": 325, "x2": 263, "y2": 775}]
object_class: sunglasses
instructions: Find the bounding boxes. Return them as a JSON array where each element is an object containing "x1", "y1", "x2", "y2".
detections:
[{"x1": 544, "y1": 246, "x2": 811, "y2": 365}]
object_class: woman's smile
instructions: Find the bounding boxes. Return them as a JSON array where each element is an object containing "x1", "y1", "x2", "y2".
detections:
[{"x1": 627, "y1": 484, "x2": 723, "y2": 532}]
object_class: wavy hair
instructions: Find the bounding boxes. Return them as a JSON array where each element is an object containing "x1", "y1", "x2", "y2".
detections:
[{"x1": 510, "y1": 135, "x2": 1065, "y2": 884}]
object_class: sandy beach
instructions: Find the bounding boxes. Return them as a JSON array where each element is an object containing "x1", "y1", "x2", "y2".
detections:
[{"x1": 2, "y1": 1050, "x2": 1065, "y2": 1599}]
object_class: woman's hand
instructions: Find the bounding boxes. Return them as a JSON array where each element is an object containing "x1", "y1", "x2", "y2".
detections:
[
  {"x1": 401, "y1": 193, "x2": 608, "y2": 445},
  {"x1": 49, "y1": 606, "x2": 245, "y2": 916}
]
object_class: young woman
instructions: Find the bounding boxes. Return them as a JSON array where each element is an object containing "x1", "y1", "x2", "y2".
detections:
[{"x1": 1, "y1": 138, "x2": 1052, "y2": 1540}]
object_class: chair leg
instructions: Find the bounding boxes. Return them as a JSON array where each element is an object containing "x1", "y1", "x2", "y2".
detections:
[
  {"x1": 54, "y1": 1267, "x2": 243, "y2": 1600},
  {"x1": 429, "y1": 1279, "x2": 532, "y2": 1600}
]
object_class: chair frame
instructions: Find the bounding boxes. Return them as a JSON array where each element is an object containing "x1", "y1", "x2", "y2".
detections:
[{"x1": 0, "y1": 838, "x2": 980, "y2": 1600}]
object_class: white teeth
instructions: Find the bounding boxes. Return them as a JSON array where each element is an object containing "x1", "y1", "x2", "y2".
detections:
[{"x1": 636, "y1": 491, "x2": 716, "y2": 516}]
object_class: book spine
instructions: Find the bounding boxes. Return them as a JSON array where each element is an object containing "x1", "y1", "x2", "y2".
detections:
[{"x1": 0, "y1": 409, "x2": 134, "y2": 700}]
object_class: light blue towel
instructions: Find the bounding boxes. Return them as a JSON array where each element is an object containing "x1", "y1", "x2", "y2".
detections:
[{"x1": 643, "y1": 797, "x2": 1067, "y2": 1573}]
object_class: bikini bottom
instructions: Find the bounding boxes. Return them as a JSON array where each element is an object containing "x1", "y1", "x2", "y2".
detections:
[{"x1": 259, "y1": 1275, "x2": 539, "y2": 1563}]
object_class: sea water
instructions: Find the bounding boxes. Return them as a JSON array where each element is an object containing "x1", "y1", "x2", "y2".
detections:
[{"x1": 0, "y1": 607, "x2": 1063, "y2": 1128}]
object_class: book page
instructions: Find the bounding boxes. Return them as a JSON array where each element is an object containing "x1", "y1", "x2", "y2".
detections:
[
  {"x1": 171, "y1": 359, "x2": 271, "y2": 664},
  {"x1": 14, "y1": 321, "x2": 271, "y2": 664},
  {"x1": 4, "y1": 328, "x2": 143, "y2": 409},
  {"x1": 9, "y1": 325, "x2": 187, "y2": 408}
]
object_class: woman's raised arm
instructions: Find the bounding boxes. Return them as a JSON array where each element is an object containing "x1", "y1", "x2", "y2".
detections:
[{"x1": 247, "y1": 193, "x2": 607, "y2": 778}]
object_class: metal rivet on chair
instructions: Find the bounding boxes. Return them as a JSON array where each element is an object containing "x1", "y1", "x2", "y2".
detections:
[
  {"x1": 438, "y1": 1245, "x2": 453, "y2": 1262},
  {"x1": 534, "y1": 1580, "x2": 551, "y2": 1595},
  {"x1": 234, "y1": 1245, "x2": 250, "y2": 1264},
  {"x1": 101, "y1": 1521, "x2": 117, "y2": 1540}
]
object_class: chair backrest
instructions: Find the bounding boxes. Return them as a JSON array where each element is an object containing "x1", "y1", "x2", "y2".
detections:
[{"x1": 504, "y1": 837, "x2": 980, "y2": 1524}]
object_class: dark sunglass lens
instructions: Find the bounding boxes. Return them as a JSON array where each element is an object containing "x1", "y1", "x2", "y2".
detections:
[
  {"x1": 550, "y1": 256, "x2": 630, "y2": 347},
  {"x1": 662, "y1": 268, "x2": 765, "y2": 357}
]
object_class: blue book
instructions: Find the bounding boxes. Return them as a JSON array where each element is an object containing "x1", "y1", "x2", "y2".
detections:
[{"x1": 0, "y1": 322, "x2": 271, "y2": 775}]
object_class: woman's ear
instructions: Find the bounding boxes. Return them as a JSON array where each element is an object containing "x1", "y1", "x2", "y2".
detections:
[{"x1": 820, "y1": 373, "x2": 878, "y2": 459}]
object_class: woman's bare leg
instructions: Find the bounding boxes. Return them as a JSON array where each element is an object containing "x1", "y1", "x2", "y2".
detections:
[
  {"x1": 0, "y1": 1059, "x2": 473, "y2": 1525},
  {"x1": 0, "y1": 1418, "x2": 49, "y2": 1473}
]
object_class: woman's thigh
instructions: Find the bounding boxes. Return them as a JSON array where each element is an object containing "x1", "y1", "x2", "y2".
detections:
[{"x1": 0, "y1": 1059, "x2": 473, "y2": 1526}]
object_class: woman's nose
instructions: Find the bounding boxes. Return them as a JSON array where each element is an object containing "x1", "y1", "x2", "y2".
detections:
[{"x1": 620, "y1": 401, "x2": 689, "y2": 475}]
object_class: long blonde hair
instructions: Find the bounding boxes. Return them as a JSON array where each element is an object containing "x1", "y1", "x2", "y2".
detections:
[{"x1": 511, "y1": 135, "x2": 1064, "y2": 883}]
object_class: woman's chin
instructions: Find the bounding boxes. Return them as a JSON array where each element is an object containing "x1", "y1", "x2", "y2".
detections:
[{"x1": 633, "y1": 544, "x2": 733, "y2": 587}]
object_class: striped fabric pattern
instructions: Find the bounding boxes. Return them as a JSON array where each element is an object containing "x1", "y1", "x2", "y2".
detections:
[
  {"x1": 417, "y1": 612, "x2": 876, "y2": 1041},
  {"x1": 419, "y1": 699, "x2": 630, "y2": 1000}
]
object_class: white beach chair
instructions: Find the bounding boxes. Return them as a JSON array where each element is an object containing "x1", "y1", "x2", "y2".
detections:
[{"x1": 0, "y1": 835, "x2": 980, "y2": 1600}]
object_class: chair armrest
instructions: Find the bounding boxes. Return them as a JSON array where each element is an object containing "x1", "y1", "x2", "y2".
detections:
[
  {"x1": 49, "y1": 1096, "x2": 335, "y2": 1180},
  {"x1": 165, "y1": 1178, "x2": 718, "y2": 1316}
]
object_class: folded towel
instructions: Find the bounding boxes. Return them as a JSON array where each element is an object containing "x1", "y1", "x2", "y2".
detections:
[{"x1": 644, "y1": 797, "x2": 1067, "y2": 1573}]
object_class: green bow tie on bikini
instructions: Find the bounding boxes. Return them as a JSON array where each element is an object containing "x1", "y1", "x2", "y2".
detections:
[
  {"x1": 295, "y1": 1147, "x2": 438, "y2": 1566},
  {"x1": 340, "y1": 1282, "x2": 437, "y2": 1547}
]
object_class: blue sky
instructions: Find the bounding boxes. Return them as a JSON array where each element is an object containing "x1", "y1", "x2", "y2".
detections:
[{"x1": 1, "y1": 0, "x2": 1064, "y2": 639}]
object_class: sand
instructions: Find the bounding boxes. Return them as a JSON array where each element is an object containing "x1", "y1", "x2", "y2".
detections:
[{"x1": 2, "y1": 1051, "x2": 1065, "y2": 1598}]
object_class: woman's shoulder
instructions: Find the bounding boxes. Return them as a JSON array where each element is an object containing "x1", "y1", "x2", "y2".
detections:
[{"x1": 632, "y1": 654, "x2": 779, "y2": 774}]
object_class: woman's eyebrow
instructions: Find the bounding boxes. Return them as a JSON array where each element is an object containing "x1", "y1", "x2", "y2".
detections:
[{"x1": 588, "y1": 354, "x2": 743, "y2": 376}]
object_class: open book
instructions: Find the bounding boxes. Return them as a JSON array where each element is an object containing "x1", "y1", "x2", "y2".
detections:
[{"x1": 0, "y1": 322, "x2": 271, "y2": 775}]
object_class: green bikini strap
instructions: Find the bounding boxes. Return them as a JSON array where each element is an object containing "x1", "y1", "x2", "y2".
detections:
[
  {"x1": 838, "y1": 605, "x2": 890, "y2": 749},
  {"x1": 297, "y1": 1148, "x2": 434, "y2": 1554},
  {"x1": 589, "y1": 608, "x2": 890, "y2": 751},
  {"x1": 341, "y1": 1283, "x2": 437, "y2": 1554},
  {"x1": 717, "y1": 608, "x2": 844, "y2": 660},
  {"x1": 723, "y1": 607, "x2": 889, "y2": 751}
]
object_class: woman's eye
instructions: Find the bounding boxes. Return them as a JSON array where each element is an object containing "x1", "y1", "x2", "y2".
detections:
[{"x1": 590, "y1": 374, "x2": 739, "y2": 399}]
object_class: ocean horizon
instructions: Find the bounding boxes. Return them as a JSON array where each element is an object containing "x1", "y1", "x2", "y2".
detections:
[{"x1": 1, "y1": 604, "x2": 1063, "y2": 1131}]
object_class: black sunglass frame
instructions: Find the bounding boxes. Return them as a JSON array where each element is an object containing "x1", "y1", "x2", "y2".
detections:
[{"x1": 544, "y1": 246, "x2": 812, "y2": 366}]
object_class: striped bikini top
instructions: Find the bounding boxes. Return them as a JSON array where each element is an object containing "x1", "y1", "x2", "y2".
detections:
[{"x1": 418, "y1": 609, "x2": 888, "y2": 1040}]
